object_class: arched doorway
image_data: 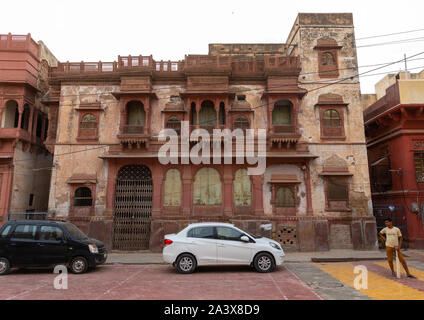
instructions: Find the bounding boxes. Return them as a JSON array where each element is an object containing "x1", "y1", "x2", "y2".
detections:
[{"x1": 113, "y1": 165, "x2": 153, "y2": 250}]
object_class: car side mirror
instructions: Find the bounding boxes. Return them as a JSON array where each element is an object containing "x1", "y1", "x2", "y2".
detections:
[{"x1": 240, "y1": 235, "x2": 250, "y2": 243}]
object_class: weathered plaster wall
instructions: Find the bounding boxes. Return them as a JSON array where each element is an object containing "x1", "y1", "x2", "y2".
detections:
[
  {"x1": 289, "y1": 15, "x2": 373, "y2": 218},
  {"x1": 10, "y1": 142, "x2": 52, "y2": 213},
  {"x1": 48, "y1": 84, "x2": 119, "y2": 216}
]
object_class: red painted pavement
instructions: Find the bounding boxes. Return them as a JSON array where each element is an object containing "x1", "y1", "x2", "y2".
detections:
[{"x1": 0, "y1": 265, "x2": 322, "y2": 300}]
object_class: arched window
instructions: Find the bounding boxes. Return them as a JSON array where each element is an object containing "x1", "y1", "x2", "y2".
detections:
[
  {"x1": 73, "y1": 187, "x2": 92, "y2": 207},
  {"x1": 80, "y1": 114, "x2": 97, "y2": 128},
  {"x1": 193, "y1": 168, "x2": 222, "y2": 206},
  {"x1": 234, "y1": 116, "x2": 250, "y2": 131},
  {"x1": 166, "y1": 116, "x2": 181, "y2": 135},
  {"x1": 323, "y1": 109, "x2": 341, "y2": 128},
  {"x1": 199, "y1": 100, "x2": 216, "y2": 132},
  {"x1": 272, "y1": 100, "x2": 292, "y2": 125},
  {"x1": 164, "y1": 169, "x2": 182, "y2": 206},
  {"x1": 2, "y1": 100, "x2": 19, "y2": 128},
  {"x1": 275, "y1": 186, "x2": 295, "y2": 208},
  {"x1": 126, "y1": 101, "x2": 145, "y2": 133},
  {"x1": 233, "y1": 169, "x2": 251, "y2": 206},
  {"x1": 322, "y1": 52, "x2": 335, "y2": 66}
]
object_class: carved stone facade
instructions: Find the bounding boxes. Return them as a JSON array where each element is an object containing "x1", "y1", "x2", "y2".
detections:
[
  {"x1": 0, "y1": 34, "x2": 58, "y2": 222},
  {"x1": 45, "y1": 13, "x2": 377, "y2": 251}
]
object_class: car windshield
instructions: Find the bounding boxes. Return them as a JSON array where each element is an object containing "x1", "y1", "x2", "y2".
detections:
[{"x1": 63, "y1": 223, "x2": 89, "y2": 240}]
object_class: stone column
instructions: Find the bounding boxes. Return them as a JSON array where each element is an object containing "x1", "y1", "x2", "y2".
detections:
[
  {"x1": 17, "y1": 104, "x2": 23, "y2": 130},
  {"x1": 151, "y1": 165, "x2": 163, "y2": 218},
  {"x1": 222, "y1": 166, "x2": 233, "y2": 217},
  {"x1": 119, "y1": 100, "x2": 126, "y2": 134},
  {"x1": 303, "y1": 161, "x2": 313, "y2": 216},
  {"x1": 252, "y1": 174, "x2": 264, "y2": 216},
  {"x1": 181, "y1": 165, "x2": 192, "y2": 216},
  {"x1": 105, "y1": 159, "x2": 116, "y2": 217},
  {"x1": 196, "y1": 98, "x2": 200, "y2": 129},
  {"x1": 214, "y1": 98, "x2": 219, "y2": 129},
  {"x1": 144, "y1": 97, "x2": 150, "y2": 135},
  {"x1": 32, "y1": 109, "x2": 39, "y2": 138},
  {"x1": 28, "y1": 106, "x2": 35, "y2": 135}
]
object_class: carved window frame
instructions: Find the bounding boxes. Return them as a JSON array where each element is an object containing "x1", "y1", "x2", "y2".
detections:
[
  {"x1": 76, "y1": 107, "x2": 101, "y2": 142},
  {"x1": 314, "y1": 38, "x2": 342, "y2": 79},
  {"x1": 270, "y1": 183, "x2": 297, "y2": 216},
  {"x1": 319, "y1": 106, "x2": 346, "y2": 140}
]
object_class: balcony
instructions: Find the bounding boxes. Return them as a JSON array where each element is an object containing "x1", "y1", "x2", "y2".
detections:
[
  {"x1": 0, "y1": 33, "x2": 39, "y2": 58},
  {"x1": 49, "y1": 54, "x2": 301, "y2": 79},
  {"x1": 122, "y1": 125, "x2": 145, "y2": 135},
  {"x1": 0, "y1": 33, "x2": 40, "y2": 88}
]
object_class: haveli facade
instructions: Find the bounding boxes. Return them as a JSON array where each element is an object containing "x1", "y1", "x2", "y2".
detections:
[
  {"x1": 364, "y1": 71, "x2": 424, "y2": 249},
  {"x1": 0, "y1": 33, "x2": 57, "y2": 222},
  {"x1": 40, "y1": 13, "x2": 376, "y2": 251}
]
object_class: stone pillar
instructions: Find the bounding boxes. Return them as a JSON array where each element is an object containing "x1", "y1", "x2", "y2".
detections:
[
  {"x1": 214, "y1": 98, "x2": 219, "y2": 128},
  {"x1": 17, "y1": 104, "x2": 23, "y2": 130},
  {"x1": 151, "y1": 165, "x2": 163, "y2": 218},
  {"x1": 119, "y1": 100, "x2": 126, "y2": 134},
  {"x1": 268, "y1": 97, "x2": 274, "y2": 135},
  {"x1": 144, "y1": 97, "x2": 150, "y2": 135},
  {"x1": 32, "y1": 109, "x2": 39, "y2": 137},
  {"x1": 196, "y1": 98, "x2": 200, "y2": 129},
  {"x1": 0, "y1": 100, "x2": 4, "y2": 126},
  {"x1": 105, "y1": 159, "x2": 116, "y2": 217},
  {"x1": 303, "y1": 161, "x2": 313, "y2": 215},
  {"x1": 251, "y1": 174, "x2": 264, "y2": 216},
  {"x1": 222, "y1": 166, "x2": 233, "y2": 217},
  {"x1": 28, "y1": 106, "x2": 35, "y2": 135},
  {"x1": 181, "y1": 166, "x2": 192, "y2": 216}
]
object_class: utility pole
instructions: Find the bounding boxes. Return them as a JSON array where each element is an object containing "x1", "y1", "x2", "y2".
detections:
[{"x1": 404, "y1": 54, "x2": 409, "y2": 79}]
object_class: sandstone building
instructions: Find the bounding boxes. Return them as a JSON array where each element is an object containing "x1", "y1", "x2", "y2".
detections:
[
  {"x1": 43, "y1": 13, "x2": 377, "y2": 251},
  {"x1": 0, "y1": 34, "x2": 57, "y2": 222}
]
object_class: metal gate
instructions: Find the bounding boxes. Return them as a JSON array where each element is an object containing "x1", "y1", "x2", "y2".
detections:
[
  {"x1": 113, "y1": 165, "x2": 153, "y2": 250},
  {"x1": 373, "y1": 204, "x2": 408, "y2": 248}
]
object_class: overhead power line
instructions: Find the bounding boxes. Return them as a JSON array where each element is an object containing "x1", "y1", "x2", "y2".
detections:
[{"x1": 356, "y1": 28, "x2": 424, "y2": 41}]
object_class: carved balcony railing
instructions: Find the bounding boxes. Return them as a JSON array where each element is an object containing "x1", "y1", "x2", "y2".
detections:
[
  {"x1": 50, "y1": 55, "x2": 301, "y2": 77},
  {"x1": 122, "y1": 125, "x2": 145, "y2": 134},
  {"x1": 272, "y1": 125, "x2": 296, "y2": 134},
  {"x1": 0, "y1": 33, "x2": 39, "y2": 57},
  {"x1": 165, "y1": 122, "x2": 181, "y2": 135}
]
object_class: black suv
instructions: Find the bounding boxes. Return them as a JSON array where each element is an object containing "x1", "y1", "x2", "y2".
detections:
[{"x1": 0, "y1": 220, "x2": 107, "y2": 275}]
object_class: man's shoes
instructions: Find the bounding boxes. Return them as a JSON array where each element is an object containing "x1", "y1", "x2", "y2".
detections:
[{"x1": 407, "y1": 274, "x2": 416, "y2": 279}]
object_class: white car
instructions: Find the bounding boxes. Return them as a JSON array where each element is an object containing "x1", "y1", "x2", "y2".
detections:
[{"x1": 162, "y1": 222, "x2": 285, "y2": 273}]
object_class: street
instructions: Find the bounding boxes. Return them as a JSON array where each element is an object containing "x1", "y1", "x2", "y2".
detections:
[{"x1": 1, "y1": 251, "x2": 424, "y2": 300}]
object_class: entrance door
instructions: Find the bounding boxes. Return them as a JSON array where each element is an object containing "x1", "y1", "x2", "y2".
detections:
[{"x1": 113, "y1": 165, "x2": 153, "y2": 250}]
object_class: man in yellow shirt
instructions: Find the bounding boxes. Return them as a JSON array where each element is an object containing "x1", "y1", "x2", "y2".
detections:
[{"x1": 379, "y1": 218, "x2": 415, "y2": 278}]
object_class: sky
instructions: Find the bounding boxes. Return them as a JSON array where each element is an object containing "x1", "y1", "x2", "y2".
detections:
[{"x1": 2, "y1": 0, "x2": 424, "y2": 93}]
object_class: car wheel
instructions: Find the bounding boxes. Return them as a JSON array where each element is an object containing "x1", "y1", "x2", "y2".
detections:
[
  {"x1": 253, "y1": 253, "x2": 275, "y2": 273},
  {"x1": 0, "y1": 257, "x2": 10, "y2": 276},
  {"x1": 70, "y1": 256, "x2": 88, "y2": 274},
  {"x1": 176, "y1": 254, "x2": 197, "y2": 274}
]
